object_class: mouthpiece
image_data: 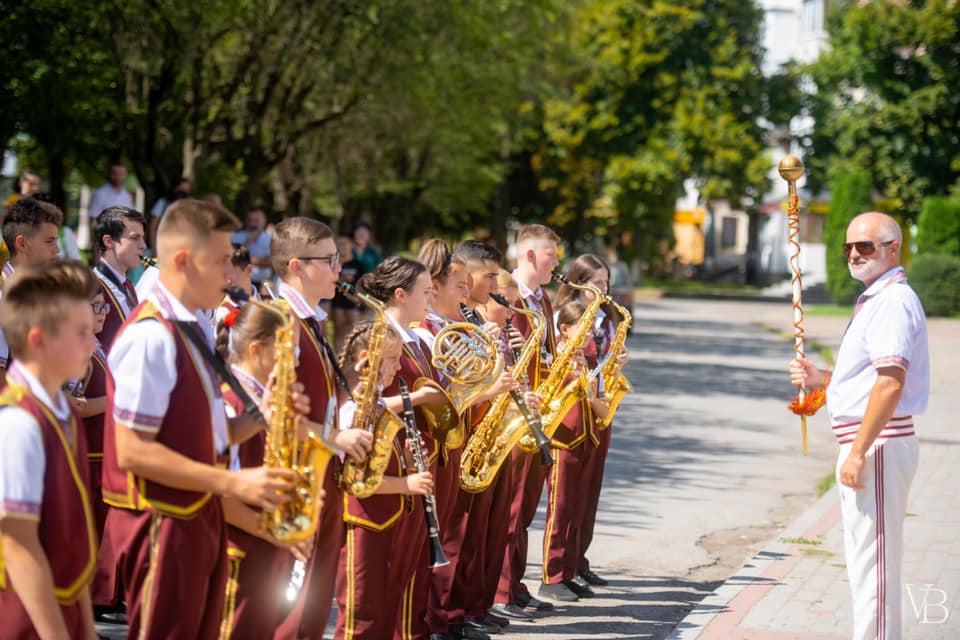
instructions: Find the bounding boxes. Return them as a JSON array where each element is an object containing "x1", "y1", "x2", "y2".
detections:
[
  {"x1": 336, "y1": 280, "x2": 357, "y2": 296},
  {"x1": 551, "y1": 269, "x2": 569, "y2": 285},
  {"x1": 490, "y1": 293, "x2": 511, "y2": 308},
  {"x1": 224, "y1": 286, "x2": 250, "y2": 303},
  {"x1": 140, "y1": 255, "x2": 158, "y2": 268}
]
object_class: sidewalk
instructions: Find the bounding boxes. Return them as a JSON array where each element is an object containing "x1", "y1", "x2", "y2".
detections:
[{"x1": 667, "y1": 308, "x2": 960, "y2": 640}]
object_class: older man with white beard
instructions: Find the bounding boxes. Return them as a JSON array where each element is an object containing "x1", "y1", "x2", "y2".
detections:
[{"x1": 790, "y1": 211, "x2": 929, "y2": 640}]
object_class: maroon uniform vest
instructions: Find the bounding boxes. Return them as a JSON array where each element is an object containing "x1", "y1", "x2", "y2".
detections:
[
  {"x1": 294, "y1": 316, "x2": 339, "y2": 428},
  {"x1": 343, "y1": 403, "x2": 407, "y2": 532},
  {"x1": 550, "y1": 369, "x2": 594, "y2": 450},
  {"x1": 0, "y1": 385, "x2": 96, "y2": 606},
  {"x1": 101, "y1": 301, "x2": 218, "y2": 518},
  {"x1": 95, "y1": 277, "x2": 128, "y2": 349},
  {"x1": 81, "y1": 348, "x2": 110, "y2": 458},
  {"x1": 383, "y1": 335, "x2": 441, "y2": 465}
]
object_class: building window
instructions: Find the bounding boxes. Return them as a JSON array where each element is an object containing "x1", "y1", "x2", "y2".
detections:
[{"x1": 801, "y1": 0, "x2": 823, "y2": 35}]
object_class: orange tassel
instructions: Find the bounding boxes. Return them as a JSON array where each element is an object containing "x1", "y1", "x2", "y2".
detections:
[{"x1": 788, "y1": 387, "x2": 826, "y2": 416}]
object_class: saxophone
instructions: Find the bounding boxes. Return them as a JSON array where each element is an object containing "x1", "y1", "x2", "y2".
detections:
[
  {"x1": 254, "y1": 297, "x2": 336, "y2": 543},
  {"x1": 600, "y1": 299, "x2": 633, "y2": 428},
  {"x1": 460, "y1": 296, "x2": 552, "y2": 492},
  {"x1": 516, "y1": 269, "x2": 604, "y2": 452},
  {"x1": 336, "y1": 281, "x2": 407, "y2": 498}
]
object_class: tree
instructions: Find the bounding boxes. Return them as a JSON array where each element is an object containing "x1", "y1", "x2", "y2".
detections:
[
  {"x1": 530, "y1": 0, "x2": 771, "y2": 263},
  {"x1": 916, "y1": 196, "x2": 960, "y2": 257},
  {"x1": 804, "y1": 0, "x2": 960, "y2": 217},
  {"x1": 825, "y1": 171, "x2": 872, "y2": 304}
]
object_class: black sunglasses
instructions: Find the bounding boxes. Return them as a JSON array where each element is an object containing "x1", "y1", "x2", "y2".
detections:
[{"x1": 842, "y1": 240, "x2": 894, "y2": 258}]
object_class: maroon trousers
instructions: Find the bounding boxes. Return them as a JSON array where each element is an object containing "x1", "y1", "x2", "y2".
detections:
[
  {"x1": 542, "y1": 443, "x2": 597, "y2": 584},
  {"x1": 427, "y1": 448, "x2": 470, "y2": 633},
  {"x1": 221, "y1": 536, "x2": 295, "y2": 640},
  {"x1": 90, "y1": 460, "x2": 122, "y2": 607},
  {"x1": 105, "y1": 499, "x2": 227, "y2": 640},
  {"x1": 0, "y1": 595, "x2": 85, "y2": 640},
  {"x1": 496, "y1": 449, "x2": 548, "y2": 602},
  {"x1": 275, "y1": 461, "x2": 343, "y2": 640},
  {"x1": 578, "y1": 426, "x2": 611, "y2": 574},
  {"x1": 334, "y1": 513, "x2": 421, "y2": 640}
]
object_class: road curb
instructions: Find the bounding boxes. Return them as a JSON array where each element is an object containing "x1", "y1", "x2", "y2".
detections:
[{"x1": 666, "y1": 485, "x2": 840, "y2": 639}]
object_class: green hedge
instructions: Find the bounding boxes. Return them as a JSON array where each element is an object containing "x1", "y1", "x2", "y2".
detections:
[
  {"x1": 825, "y1": 171, "x2": 872, "y2": 303},
  {"x1": 917, "y1": 196, "x2": 960, "y2": 257},
  {"x1": 908, "y1": 253, "x2": 960, "y2": 317}
]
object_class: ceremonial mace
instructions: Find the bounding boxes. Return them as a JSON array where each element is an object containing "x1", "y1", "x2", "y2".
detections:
[{"x1": 779, "y1": 155, "x2": 825, "y2": 456}]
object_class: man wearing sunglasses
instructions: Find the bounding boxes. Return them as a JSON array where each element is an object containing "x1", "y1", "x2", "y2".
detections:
[{"x1": 790, "y1": 212, "x2": 928, "y2": 640}]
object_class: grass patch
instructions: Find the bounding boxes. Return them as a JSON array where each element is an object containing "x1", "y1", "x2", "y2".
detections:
[
  {"x1": 818, "y1": 472, "x2": 837, "y2": 497},
  {"x1": 804, "y1": 304, "x2": 854, "y2": 317},
  {"x1": 778, "y1": 536, "x2": 822, "y2": 546},
  {"x1": 802, "y1": 548, "x2": 836, "y2": 557},
  {"x1": 905, "y1": 512, "x2": 918, "y2": 518}
]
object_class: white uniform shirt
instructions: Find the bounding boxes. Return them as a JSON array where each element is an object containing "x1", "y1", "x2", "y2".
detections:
[
  {"x1": 109, "y1": 282, "x2": 229, "y2": 453},
  {"x1": 279, "y1": 282, "x2": 328, "y2": 325},
  {"x1": 514, "y1": 273, "x2": 553, "y2": 366},
  {"x1": 412, "y1": 311, "x2": 450, "y2": 351},
  {"x1": 135, "y1": 265, "x2": 160, "y2": 301},
  {"x1": 225, "y1": 366, "x2": 266, "y2": 472},
  {"x1": 0, "y1": 362, "x2": 72, "y2": 520},
  {"x1": 827, "y1": 266, "x2": 929, "y2": 424}
]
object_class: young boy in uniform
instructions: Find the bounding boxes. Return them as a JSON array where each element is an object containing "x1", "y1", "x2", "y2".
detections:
[
  {"x1": 100, "y1": 199, "x2": 299, "y2": 639},
  {"x1": 0, "y1": 260, "x2": 99, "y2": 639}
]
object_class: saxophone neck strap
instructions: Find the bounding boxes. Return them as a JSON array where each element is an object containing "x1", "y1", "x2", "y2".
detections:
[
  {"x1": 305, "y1": 317, "x2": 355, "y2": 402},
  {"x1": 174, "y1": 320, "x2": 266, "y2": 425}
]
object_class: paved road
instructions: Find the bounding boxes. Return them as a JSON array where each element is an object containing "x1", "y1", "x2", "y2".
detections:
[{"x1": 498, "y1": 298, "x2": 840, "y2": 639}]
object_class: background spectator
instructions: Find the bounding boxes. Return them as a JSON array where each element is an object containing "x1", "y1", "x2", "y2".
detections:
[
  {"x1": 88, "y1": 162, "x2": 133, "y2": 220},
  {"x1": 351, "y1": 220, "x2": 382, "y2": 274},
  {"x1": 230, "y1": 208, "x2": 273, "y2": 290},
  {"x1": 330, "y1": 233, "x2": 365, "y2": 349},
  {"x1": 148, "y1": 177, "x2": 192, "y2": 251}
]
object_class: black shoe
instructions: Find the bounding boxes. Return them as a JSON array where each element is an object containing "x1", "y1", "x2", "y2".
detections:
[
  {"x1": 431, "y1": 634, "x2": 453, "y2": 640},
  {"x1": 579, "y1": 569, "x2": 609, "y2": 586},
  {"x1": 451, "y1": 623, "x2": 492, "y2": 640},
  {"x1": 564, "y1": 578, "x2": 595, "y2": 598},
  {"x1": 94, "y1": 606, "x2": 128, "y2": 624},
  {"x1": 484, "y1": 613, "x2": 509, "y2": 628},
  {"x1": 465, "y1": 618, "x2": 500, "y2": 634},
  {"x1": 490, "y1": 602, "x2": 533, "y2": 621},
  {"x1": 520, "y1": 593, "x2": 555, "y2": 611},
  {"x1": 538, "y1": 582, "x2": 578, "y2": 602}
]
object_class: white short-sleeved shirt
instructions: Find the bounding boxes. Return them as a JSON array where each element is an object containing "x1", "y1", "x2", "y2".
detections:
[
  {"x1": 827, "y1": 266, "x2": 929, "y2": 423},
  {"x1": 226, "y1": 366, "x2": 265, "y2": 472},
  {"x1": 412, "y1": 312, "x2": 451, "y2": 351},
  {"x1": 134, "y1": 265, "x2": 160, "y2": 301},
  {"x1": 279, "y1": 282, "x2": 328, "y2": 325},
  {"x1": 231, "y1": 229, "x2": 273, "y2": 283},
  {"x1": 108, "y1": 282, "x2": 229, "y2": 453},
  {"x1": 0, "y1": 362, "x2": 72, "y2": 520}
]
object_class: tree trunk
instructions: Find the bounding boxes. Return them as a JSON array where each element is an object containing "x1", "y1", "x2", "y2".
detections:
[{"x1": 46, "y1": 151, "x2": 67, "y2": 214}]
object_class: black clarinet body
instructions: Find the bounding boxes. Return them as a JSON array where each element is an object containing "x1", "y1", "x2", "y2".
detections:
[
  {"x1": 398, "y1": 378, "x2": 450, "y2": 569},
  {"x1": 503, "y1": 314, "x2": 554, "y2": 465}
]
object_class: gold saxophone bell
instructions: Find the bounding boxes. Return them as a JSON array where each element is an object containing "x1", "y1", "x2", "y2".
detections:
[{"x1": 415, "y1": 321, "x2": 504, "y2": 449}]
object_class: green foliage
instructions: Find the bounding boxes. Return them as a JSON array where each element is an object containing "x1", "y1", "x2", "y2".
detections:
[
  {"x1": 825, "y1": 171, "x2": 872, "y2": 304},
  {"x1": 908, "y1": 253, "x2": 960, "y2": 317},
  {"x1": 804, "y1": 0, "x2": 960, "y2": 217},
  {"x1": 917, "y1": 197, "x2": 960, "y2": 257},
  {"x1": 532, "y1": 0, "x2": 771, "y2": 265}
]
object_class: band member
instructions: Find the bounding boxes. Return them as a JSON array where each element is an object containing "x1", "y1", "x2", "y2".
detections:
[
  {"x1": 539, "y1": 300, "x2": 609, "y2": 602},
  {"x1": 271, "y1": 216, "x2": 372, "y2": 639},
  {"x1": 415, "y1": 239, "x2": 473, "y2": 639},
  {"x1": 496, "y1": 224, "x2": 560, "y2": 612},
  {"x1": 357, "y1": 256, "x2": 447, "y2": 640},
  {"x1": 214, "y1": 244, "x2": 258, "y2": 327},
  {"x1": 100, "y1": 199, "x2": 299, "y2": 640},
  {"x1": 449, "y1": 240, "x2": 513, "y2": 639},
  {"x1": 790, "y1": 212, "x2": 928, "y2": 640},
  {"x1": 92, "y1": 206, "x2": 148, "y2": 347},
  {"x1": 334, "y1": 321, "x2": 435, "y2": 640},
  {"x1": 0, "y1": 197, "x2": 63, "y2": 377},
  {"x1": 474, "y1": 269, "x2": 542, "y2": 624},
  {"x1": 0, "y1": 260, "x2": 99, "y2": 639},
  {"x1": 214, "y1": 302, "x2": 310, "y2": 640},
  {"x1": 553, "y1": 254, "x2": 627, "y2": 589}
]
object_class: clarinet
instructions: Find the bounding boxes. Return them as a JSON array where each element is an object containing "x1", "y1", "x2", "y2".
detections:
[
  {"x1": 497, "y1": 301, "x2": 553, "y2": 466},
  {"x1": 398, "y1": 378, "x2": 450, "y2": 569}
]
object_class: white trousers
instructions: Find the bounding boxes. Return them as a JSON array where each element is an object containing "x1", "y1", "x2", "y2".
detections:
[{"x1": 837, "y1": 435, "x2": 919, "y2": 640}]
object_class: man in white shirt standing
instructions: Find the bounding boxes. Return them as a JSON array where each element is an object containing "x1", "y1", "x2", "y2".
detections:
[
  {"x1": 88, "y1": 163, "x2": 134, "y2": 220},
  {"x1": 790, "y1": 211, "x2": 929, "y2": 640},
  {"x1": 231, "y1": 208, "x2": 273, "y2": 291}
]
